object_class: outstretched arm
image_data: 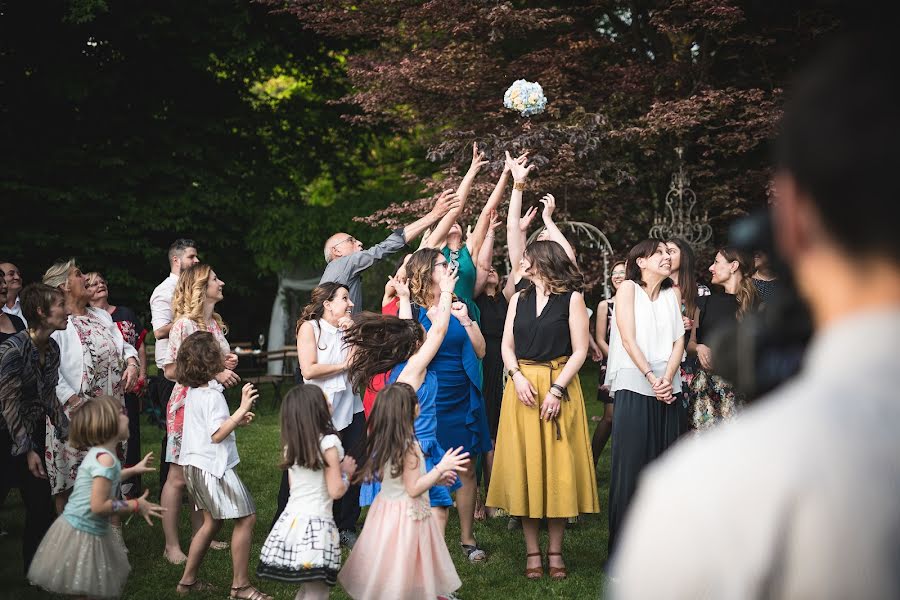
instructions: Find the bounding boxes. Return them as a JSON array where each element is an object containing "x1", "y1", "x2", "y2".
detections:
[
  {"x1": 473, "y1": 210, "x2": 501, "y2": 297},
  {"x1": 397, "y1": 266, "x2": 458, "y2": 389},
  {"x1": 467, "y1": 161, "x2": 513, "y2": 257},
  {"x1": 401, "y1": 189, "x2": 460, "y2": 244},
  {"x1": 539, "y1": 193, "x2": 576, "y2": 262},
  {"x1": 424, "y1": 142, "x2": 488, "y2": 249}
]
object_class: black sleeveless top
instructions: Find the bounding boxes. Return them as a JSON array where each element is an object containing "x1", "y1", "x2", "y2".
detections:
[
  {"x1": 513, "y1": 290, "x2": 573, "y2": 361},
  {"x1": 0, "y1": 314, "x2": 25, "y2": 345}
]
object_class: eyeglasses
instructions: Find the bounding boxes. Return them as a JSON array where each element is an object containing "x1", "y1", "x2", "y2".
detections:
[
  {"x1": 611, "y1": 270, "x2": 626, "y2": 277},
  {"x1": 447, "y1": 249, "x2": 460, "y2": 270},
  {"x1": 331, "y1": 236, "x2": 357, "y2": 251}
]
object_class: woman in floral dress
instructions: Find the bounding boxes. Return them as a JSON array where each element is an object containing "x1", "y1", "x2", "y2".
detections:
[
  {"x1": 159, "y1": 263, "x2": 240, "y2": 564},
  {"x1": 42, "y1": 259, "x2": 139, "y2": 514}
]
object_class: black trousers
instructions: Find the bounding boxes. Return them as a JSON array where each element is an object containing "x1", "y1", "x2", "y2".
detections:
[
  {"x1": 270, "y1": 410, "x2": 368, "y2": 533},
  {"x1": 0, "y1": 428, "x2": 55, "y2": 575},
  {"x1": 151, "y1": 374, "x2": 176, "y2": 492},
  {"x1": 607, "y1": 389, "x2": 682, "y2": 560},
  {"x1": 121, "y1": 393, "x2": 142, "y2": 497}
]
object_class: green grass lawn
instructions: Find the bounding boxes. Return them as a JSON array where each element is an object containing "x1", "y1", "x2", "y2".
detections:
[{"x1": 0, "y1": 363, "x2": 610, "y2": 599}]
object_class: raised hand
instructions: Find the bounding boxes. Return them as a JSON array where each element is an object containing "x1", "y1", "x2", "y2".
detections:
[
  {"x1": 239, "y1": 382, "x2": 259, "y2": 413},
  {"x1": 540, "y1": 193, "x2": 556, "y2": 223},
  {"x1": 132, "y1": 452, "x2": 157, "y2": 475},
  {"x1": 388, "y1": 275, "x2": 410, "y2": 299},
  {"x1": 469, "y1": 142, "x2": 488, "y2": 171},
  {"x1": 436, "y1": 446, "x2": 471, "y2": 474},
  {"x1": 439, "y1": 263, "x2": 459, "y2": 295},
  {"x1": 519, "y1": 206, "x2": 539, "y2": 232},
  {"x1": 505, "y1": 150, "x2": 535, "y2": 182},
  {"x1": 488, "y1": 209, "x2": 502, "y2": 233},
  {"x1": 135, "y1": 488, "x2": 166, "y2": 525},
  {"x1": 450, "y1": 301, "x2": 471, "y2": 323},
  {"x1": 431, "y1": 189, "x2": 460, "y2": 218}
]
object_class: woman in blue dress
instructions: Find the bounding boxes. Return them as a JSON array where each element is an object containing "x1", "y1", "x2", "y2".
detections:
[
  {"x1": 406, "y1": 248, "x2": 491, "y2": 562},
  {"x1": 344, "y1": 265, "x2": 462, "y2": 535}
]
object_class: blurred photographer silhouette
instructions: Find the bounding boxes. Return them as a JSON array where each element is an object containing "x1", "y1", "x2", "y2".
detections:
[{"x1": 611, "y1": 30, "x2": 900, "y2": 599}]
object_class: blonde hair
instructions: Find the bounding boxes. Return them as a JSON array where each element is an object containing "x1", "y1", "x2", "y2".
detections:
[
  {"x1": 68, "y1": 395, "x2": 121, "y2": 450},
  {"x1": 42, "y1": 258, "x2": 78, "y2": 290},
  {"x1": 84, "y1": 272, "x2": 104, "y2": 287},
  {"x1": 172, "y1": 264, "x2": 227, "y2": 334},
  {"x1": 406, "y1": 248, "x2": 442, "y2": 308}
]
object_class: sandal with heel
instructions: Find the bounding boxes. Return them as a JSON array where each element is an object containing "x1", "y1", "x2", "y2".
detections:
[
  {"x1": 547, "y1": 551, "x2": 568, "y2": 580},
  {"x1": 524, "y1": 552, "x2": 543, "y2": 579}
]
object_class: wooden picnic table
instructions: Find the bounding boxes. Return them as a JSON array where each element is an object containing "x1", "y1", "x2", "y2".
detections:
[{"x1": 229, "y1": 345, "x2": 299, "y2": 407}]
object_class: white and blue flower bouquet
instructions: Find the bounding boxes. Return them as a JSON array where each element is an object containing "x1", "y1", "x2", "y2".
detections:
[{"x1": 503, "y1": 79, "x2": 547, "y2": 117}]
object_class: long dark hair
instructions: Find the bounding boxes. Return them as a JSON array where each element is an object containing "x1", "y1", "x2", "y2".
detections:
[
  {"x1": 718, "y1": 247, "x2": 758, "y2": 319},
  {"x1": 342, "y1": 312, "x2": 425, "y2": 391},
  {"x1": 521, "y1": 240, "x2": 584, "y2": 296},
  {"x1": 355, "y1": 382, "x2": 419, "y2": 483},
  {"x1": 280, "y1": 384, "x2": 339, "y2": 471},
  {"x1": 666, "y1": 238, "x2": 699, "y2": 318},
  {"x1": 296, "y1": 282, "x2": 348, "y2": 346},
  {"x1": 626, "y1": 240, "x2": 674, "y2": 290}
]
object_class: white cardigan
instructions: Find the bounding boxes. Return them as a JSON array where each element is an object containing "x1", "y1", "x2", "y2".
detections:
[{"x1": 52, "y1": 307, "x2": 138, "y2": 406}]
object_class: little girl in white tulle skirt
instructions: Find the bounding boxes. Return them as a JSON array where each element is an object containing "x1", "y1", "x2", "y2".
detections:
[
  {"x1": 28, "y1": 395, "x2": 163, "y2": 598},
  {"x1": 338, "y1": 382, "x2": 470, "y2": 600},
  {"x1": 257, "y1": 384, "x2": 358, "y2": 600}
]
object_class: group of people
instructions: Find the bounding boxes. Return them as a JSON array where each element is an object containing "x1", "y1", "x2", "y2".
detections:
[
  {"x1": 3, "y1": 31, "x2": 900, "y2": 600},
  {"x1": 0, "y1": 144, "x2": 770, "y2": 599}
]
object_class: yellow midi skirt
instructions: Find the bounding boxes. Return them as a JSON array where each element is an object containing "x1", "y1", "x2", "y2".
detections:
[{"x1": 486, "y1": 358, "x2": 600, "y2": 518}]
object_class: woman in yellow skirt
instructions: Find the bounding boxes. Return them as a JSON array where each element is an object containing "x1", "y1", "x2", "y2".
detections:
[{"x1": 486, "y1": 240, "x2": 599, "y2": 580}]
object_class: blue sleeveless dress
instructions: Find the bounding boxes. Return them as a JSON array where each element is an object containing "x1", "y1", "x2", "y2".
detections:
[
  {"x1": 358, "y1": 362, "x2": 460, "y2": 507},
  {"x1": 418, "y1": 307, "x2": 492, "y2": 457}
]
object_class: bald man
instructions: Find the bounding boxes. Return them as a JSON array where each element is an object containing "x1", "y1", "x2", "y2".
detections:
[{"x1": 320, "y1": 190, "x2": 459, "y2": 313}]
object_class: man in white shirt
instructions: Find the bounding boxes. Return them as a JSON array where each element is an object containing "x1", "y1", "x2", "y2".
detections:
[
  {"x1": 0, "y1": 262, "x2": 26, "y2": 326},
  {"x1": 149, "y1": 239, "x2": 199, "y2": 488},
  {"x1": 609, "y1": 34, "x2": 900, "y2": 599}
]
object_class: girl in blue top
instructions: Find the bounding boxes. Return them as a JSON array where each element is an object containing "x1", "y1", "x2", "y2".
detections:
[
  {"x1": 28, "y1": 395, "x2": 162, "y2": 598},
  {"x1": 344, "y1": 265, "x2": 461, "y2": 535}
]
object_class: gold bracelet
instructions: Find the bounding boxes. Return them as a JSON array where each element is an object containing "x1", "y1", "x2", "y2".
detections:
[{"x1": 513, "y1": 181, "x2": 526, "y2": 191}]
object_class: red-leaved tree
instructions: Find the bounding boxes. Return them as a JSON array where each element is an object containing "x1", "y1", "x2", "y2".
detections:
[{"x1": 271, "y1": 0, "x2": 847, "y2": 288}]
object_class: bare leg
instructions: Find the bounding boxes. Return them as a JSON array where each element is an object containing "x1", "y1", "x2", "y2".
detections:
[
  {"x1": 456, "y1": 467, "x2": 478, "y2": 547},
  {"x1": 178, "y1": 511, "x2": 221, "y2": 588},
  {"x1": 297, "y1": 582, "x2": 329, "y2": 600},
  {"x1": 431, "y1": 506, "x2": 449, "y2": 536},
  {"x1": 547, "y1": 517, "x2": 566, "y2": 570},
  {"x1": 230, "y1": 513, "x2": 256, "y2": 589},
  {"x1": 592, "y1": 403, "x2": 614, "y2": 467},
  {"x1": 522, "y1": 517, "x2": 542, "y2": 571},
  {"x1": 161, "y1": 463, "x2": 188, "y2": 562}
]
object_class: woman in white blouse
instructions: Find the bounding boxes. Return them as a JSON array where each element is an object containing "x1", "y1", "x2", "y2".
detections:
[
  {"x1": 43, "y1": 259, "x2": 139, "y2": 513},
  {"x1": 605, "y1": 240, "x2": 685, "y2": 561},
  {"x1": 294, "y1": 282, "x2": 364, "y2": 548}
]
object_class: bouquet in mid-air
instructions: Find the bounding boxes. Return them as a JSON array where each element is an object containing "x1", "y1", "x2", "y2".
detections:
[{"x1": 504, "y1": 79, "x2": 547, "y2": 117}]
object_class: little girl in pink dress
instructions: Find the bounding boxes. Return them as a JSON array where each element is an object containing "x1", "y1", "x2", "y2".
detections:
[{"x1": 338, "y1": 382, "x2": 469, "y2": 600}]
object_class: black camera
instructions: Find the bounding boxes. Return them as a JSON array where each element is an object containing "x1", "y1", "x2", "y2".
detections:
[{"x1": 708, "y1": 210, "x2": 812, "y2": 401}]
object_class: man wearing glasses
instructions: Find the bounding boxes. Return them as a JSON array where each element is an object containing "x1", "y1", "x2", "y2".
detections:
[{"x1": 320, "y1": 190, "x2": 459, "y2": 313}]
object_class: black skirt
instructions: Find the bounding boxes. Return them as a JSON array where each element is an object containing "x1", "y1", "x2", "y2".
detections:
[
  {"x1": 607, "y1": 388, "x2": 682, "y2": 558},
  {"x1": 482, "y1": 335, "x2": 504, "y2": 438}
]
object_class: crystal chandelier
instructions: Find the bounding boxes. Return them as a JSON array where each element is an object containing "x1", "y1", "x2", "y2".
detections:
[{"x1": 649, "y1": 148, "x2": 712, "y2": 247}]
